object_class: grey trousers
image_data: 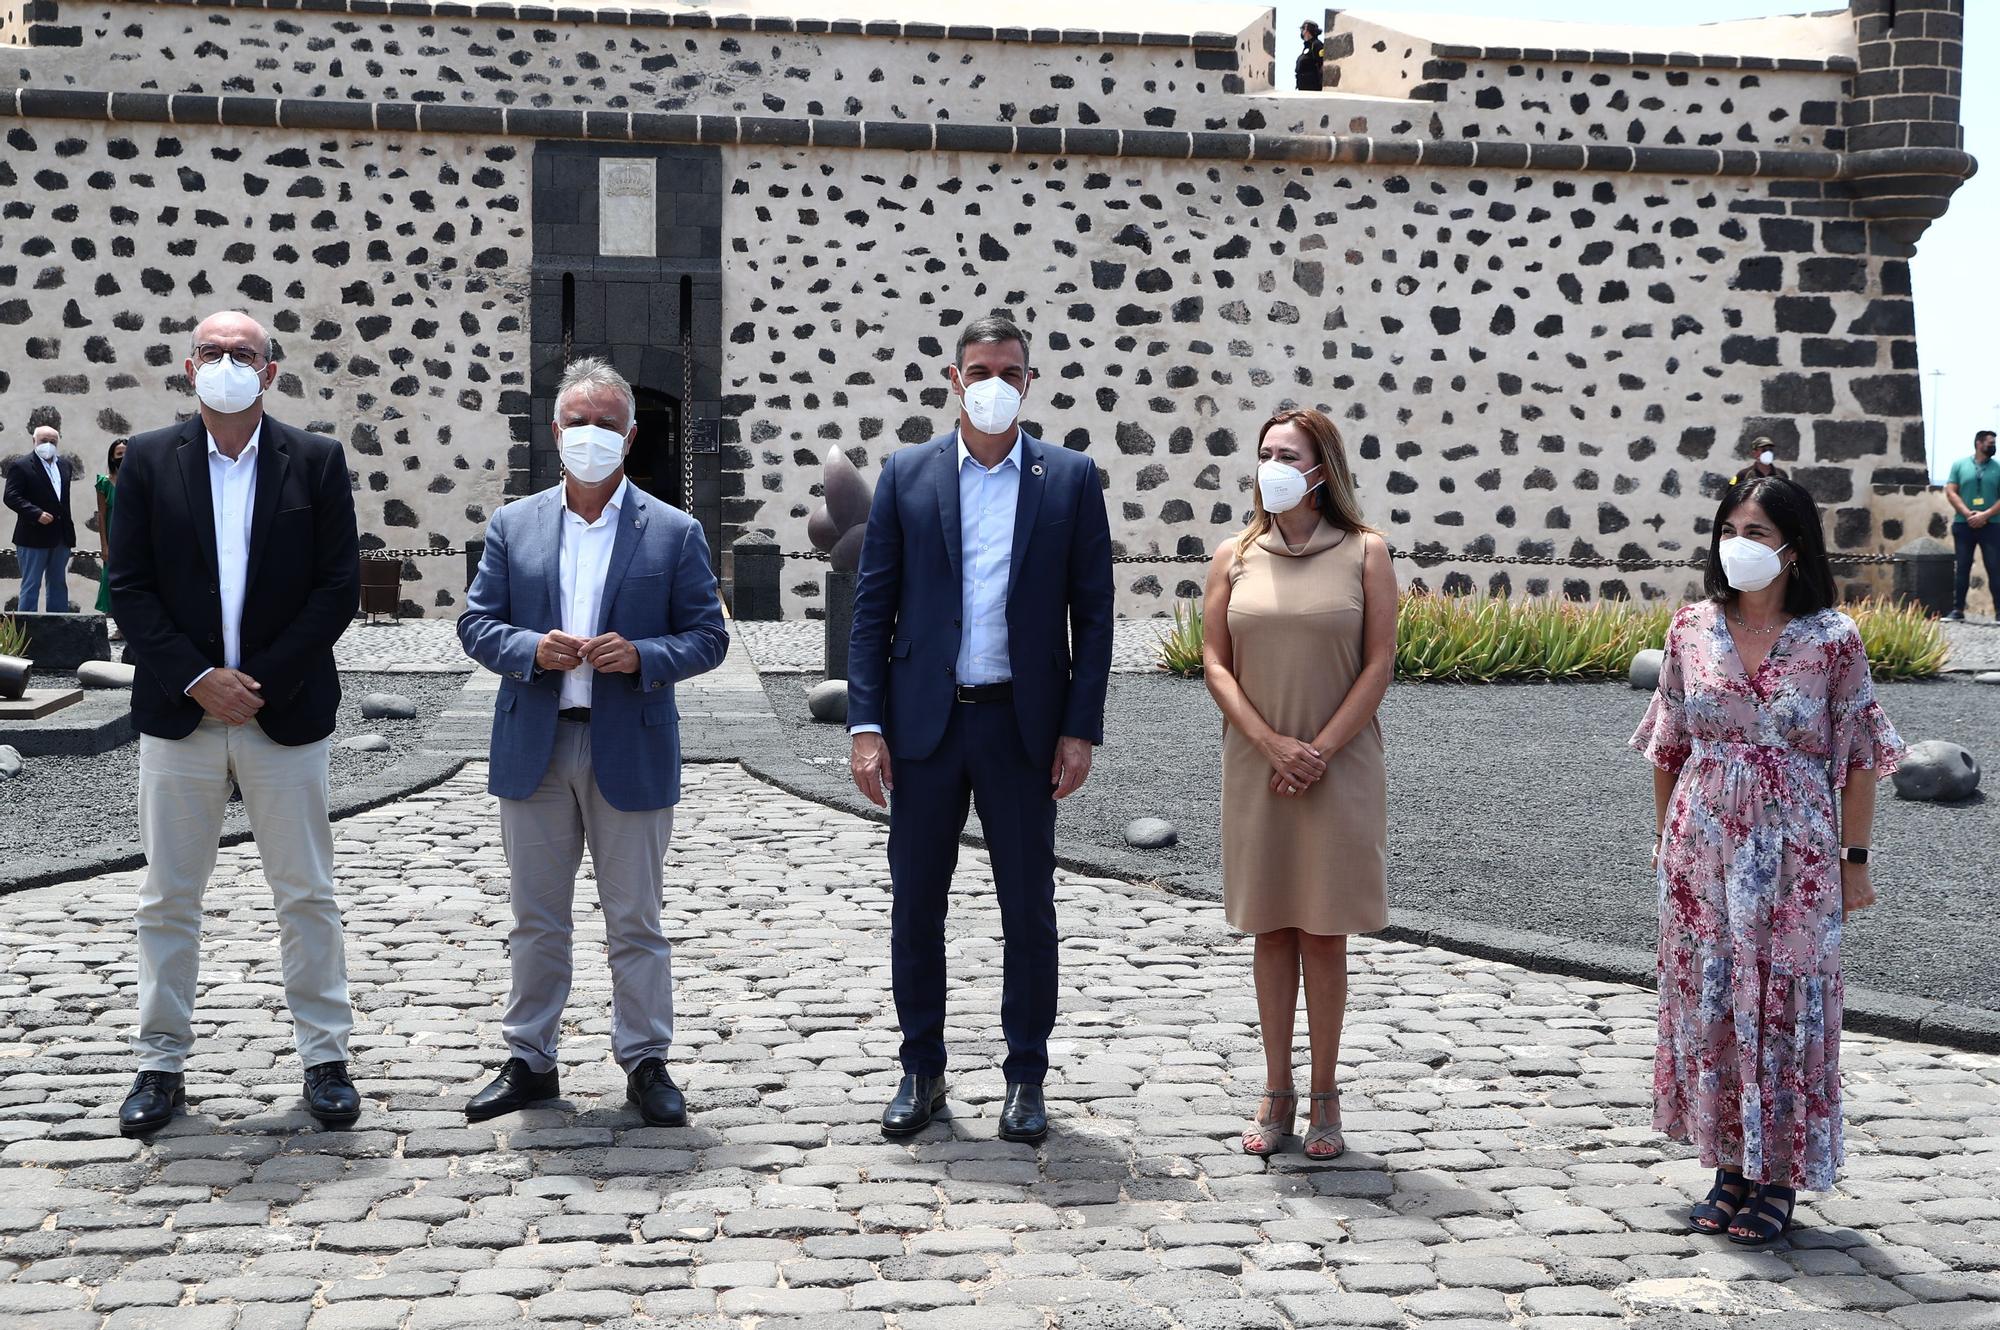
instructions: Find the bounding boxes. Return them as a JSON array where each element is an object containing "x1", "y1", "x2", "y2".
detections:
[{"x1": 498, "y1": 720, "x2": 676, "y2": 1073}]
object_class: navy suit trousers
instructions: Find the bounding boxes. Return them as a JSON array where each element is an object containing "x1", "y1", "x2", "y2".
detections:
[{"x1": 887, "y1": 697, "x2": 1059, "y2": 1085}]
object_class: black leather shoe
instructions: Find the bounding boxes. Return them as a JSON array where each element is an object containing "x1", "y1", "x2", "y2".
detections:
[
  {"x1": 626, "y1": 1058, "x2": 688, "y2": 1127},
  {"x1": 303, "y1": 1061, "x2": 362, "y2": 1128},
  {"x1": 881, "y1": 1073, "x2": 948, "y2": 1138},
  {"x1": 998, "y1": 1083, "x2": 1049, "y2": 1144},
  {"x1": 465, "y1": 1057, "x2": 560, "y2": 1122},
  {"x1": 119, "y1": 1070, "x2": 184, "y2": 1138}
]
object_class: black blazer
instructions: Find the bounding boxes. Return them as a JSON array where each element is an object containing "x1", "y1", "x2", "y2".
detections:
[
  {"x1": 4, "y1": 452, "x2": 76, "y2": 549},
  {"x1": 108, "y1": 415, "x2": 360, "y2": 745}
]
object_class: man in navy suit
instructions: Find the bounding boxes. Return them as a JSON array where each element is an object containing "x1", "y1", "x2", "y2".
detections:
[
  {"x1": 458, "y1": 356, "x2": 729, "y2": 1126},
  {"x1": 5, "y1": 422, "x2": 77, "y2": 612},
  {"x1": 847, "y1": 315, "x2": 1115, "y2": 1143}
]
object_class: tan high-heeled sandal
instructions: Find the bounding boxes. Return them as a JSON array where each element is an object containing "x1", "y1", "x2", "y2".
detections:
[
  {"x1": 1303, "y1": 1089, "x2": 1344, "y2": 1159},
  {"x1": 1241, "y1": 1087, "x2": 1296, "y2": 1157}
]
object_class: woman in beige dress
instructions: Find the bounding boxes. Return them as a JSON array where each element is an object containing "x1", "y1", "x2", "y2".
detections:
[{"x1": 1201, "y1": 407, "x2": 1396, "y2": 1160}]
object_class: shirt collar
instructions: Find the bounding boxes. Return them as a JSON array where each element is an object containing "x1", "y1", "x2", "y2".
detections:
[
  {"x1": 956, "y1": 431, "x2": 1024, "y2": 475},
  {"x1": 205, "y1": 424, "x2": 263, "y2": 464},
  {"x1": 563, "y1": 476, "x2": 629, "y2": 523}
]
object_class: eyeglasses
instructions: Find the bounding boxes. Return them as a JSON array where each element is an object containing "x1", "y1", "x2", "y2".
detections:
[{"x1": 193, "y1": 343, "x2": 265, "y2": 369}]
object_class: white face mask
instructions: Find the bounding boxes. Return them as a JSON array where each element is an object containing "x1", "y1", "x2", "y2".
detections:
[
  {"x1": 1257, "y1": 460, "x2": 1321, "y2": 515},
  {"x1": 958, "y1": 376, "x2": 1023, "y2": 436},
  {"x1": 1758, "y1": 450, "x2": 1776, "y2": 466},
  {"x1": 1718, "y1": 536, "x2": 1791, "y2": 593},
  {"x1": 34, "y1": 441, "x2": 57, "y2": 462},
  {"x1": 194, "y1": 359, "x2": 266, "y2": 415},
  {"x1": 559, "y1": 423, "x2": 628, "y2": 486}
]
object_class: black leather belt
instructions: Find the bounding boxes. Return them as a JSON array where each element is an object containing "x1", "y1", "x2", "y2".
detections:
[
  {"x1": 558, "y1": 707, "x2": 591, "y2": 723},
  {"x1": 954, "y1": 681, "x2": 1013, "y2": 704}
]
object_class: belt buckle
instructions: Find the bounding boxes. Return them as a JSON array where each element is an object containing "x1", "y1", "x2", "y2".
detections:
[{"x1": 954, "y1": 684, "x2": 973, "y2": 703}]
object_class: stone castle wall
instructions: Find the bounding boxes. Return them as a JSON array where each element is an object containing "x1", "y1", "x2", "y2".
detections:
[{"x1": 0, "y1": 0, "x2": 1973, "y2": 617}]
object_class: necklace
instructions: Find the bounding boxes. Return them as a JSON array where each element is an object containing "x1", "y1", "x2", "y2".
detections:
[{"x1": 1730, "y1": 613, "x2": 1786, "y2": 637}]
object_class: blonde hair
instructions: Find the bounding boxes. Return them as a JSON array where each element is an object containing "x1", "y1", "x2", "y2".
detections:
[{"x1": 1234, "y1": 407, "x2": 1374, "y2": 558}]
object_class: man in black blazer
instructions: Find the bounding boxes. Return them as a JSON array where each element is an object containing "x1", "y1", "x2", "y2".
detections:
[
  {"x1": 5, "y1": 422, "x2": 77, "y2": 611},
  {"x1": 107, "y1": 309, "x2": 363, "y2": 1137}
]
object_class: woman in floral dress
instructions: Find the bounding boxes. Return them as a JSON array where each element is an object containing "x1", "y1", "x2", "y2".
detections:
[{"x1": 1632, "y1": 475, "x2": 1902, "y2": 1245}]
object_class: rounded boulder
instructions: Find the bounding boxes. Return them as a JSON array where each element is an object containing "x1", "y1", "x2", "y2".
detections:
[
  {"x1": 1125, "y1": 817, "x2": 1178, "y2": 849},
  {"x1": 0, "y1": 745, "x2": 21, "y2": 780},
  {"x1": 77, "y1": 659, "x2": 137, "y2": 689},
  {"x1": 1628, "y1": 649, "x2": 1663, "y2": 692},
  {"x1": 808, "y1": 678, "x2": 849, "y2": 724},
  {"x1": 1891, "y1": 740, "x2": 1981, "y2": 803},
  {"x1": 339, "y1": 733, "x2": 393, "y2": 753},
  {"x1": 359, "y1": 692, "x2": 418, "y2": 720}
]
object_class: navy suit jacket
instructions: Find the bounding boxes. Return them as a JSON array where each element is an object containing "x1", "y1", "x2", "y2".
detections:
[
  {"x1": 847, "y1": 430, "x2": 1115, "y2": 767},
  {"x1": 458, "y1": 483, "x2": 730, "y2": 812}
]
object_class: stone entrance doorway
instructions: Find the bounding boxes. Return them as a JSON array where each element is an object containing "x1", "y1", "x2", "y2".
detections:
[{"x1": 525, "y1": 142, "x2": 724, "y2": 552}]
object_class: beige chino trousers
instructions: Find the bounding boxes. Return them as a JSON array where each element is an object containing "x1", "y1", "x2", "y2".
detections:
[{"x1": 133, "y1": 717, "x2": 352, "y2": 1071}]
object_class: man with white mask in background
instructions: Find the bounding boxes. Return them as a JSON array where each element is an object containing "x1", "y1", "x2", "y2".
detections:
[
  {"x1": 5, "y1": 421, "x2": 77, "y2": 612},
  {"x1": 107, "y1": 309, "x2": 362, "y2": 1136},
  {"x1": 457, "y1": 356, "x2": 728, "y2": 1125}
]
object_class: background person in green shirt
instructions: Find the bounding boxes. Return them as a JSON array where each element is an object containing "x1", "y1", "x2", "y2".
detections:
[{"x1": 1946, "y1": 429, "x2": 2000, "y2": 620}]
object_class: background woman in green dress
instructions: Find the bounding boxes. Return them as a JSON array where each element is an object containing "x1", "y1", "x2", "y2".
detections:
[{"x1": 94, "y1": 438, "x2": 127, "y2": 615}]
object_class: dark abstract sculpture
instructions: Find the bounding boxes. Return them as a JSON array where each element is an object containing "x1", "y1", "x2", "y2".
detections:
[{"x1": 808, "y1": 446, "x2": 874, "y2": 574}]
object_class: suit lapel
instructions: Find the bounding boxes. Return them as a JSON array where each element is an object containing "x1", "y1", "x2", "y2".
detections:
[
  {"x1": 541, "y1": 487, "x2": 566, "y2": 628},
  {"x1": 935, "y1": 437, "x2": 963, "y2": 586},
  {"x1": 175, "y1": 419, "x2": 220, "y2": 583},
  {"x1": 1005, "y1": 432, "x2": 1046, "y2": 603},
  {"x1": 244, "y1": 418, "x2": 290, "y2": 576},
  {"x1": 596, "y1": 486, "x2": 648, "y2": 633}
]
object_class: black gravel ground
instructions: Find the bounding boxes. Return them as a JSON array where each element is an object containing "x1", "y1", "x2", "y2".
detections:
[
  {"x1": 0, "y1": 671, "x2": 463, "y2": 878},
  {"x1": 761, "y1": 671, "x2": 1998, "y2": 1016}
]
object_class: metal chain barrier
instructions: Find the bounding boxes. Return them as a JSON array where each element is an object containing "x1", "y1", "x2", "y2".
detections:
[
  {"x1": 681, "y1": 329, "x2": 696, "y2": 516},
  {"x1": 774, "y1": 548, "x2": 1901, "y2": 571}
]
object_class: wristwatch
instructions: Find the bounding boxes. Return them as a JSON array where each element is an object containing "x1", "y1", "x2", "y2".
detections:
[{"x1": 1841, "y1": 846, "x2": 1870, "y2": 865}]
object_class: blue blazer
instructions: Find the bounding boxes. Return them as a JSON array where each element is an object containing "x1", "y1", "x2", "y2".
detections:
[
  {"x1": 458, "y1": 484, "x2": 730, "y2": 811},
  {"x1": 848, "y1": 430, "x2": 1115, "y2": 766}
]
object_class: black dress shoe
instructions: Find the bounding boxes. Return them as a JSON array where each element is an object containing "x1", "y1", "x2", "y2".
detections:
[
  {"x1": 998, "y1": 1083, "x2": 1049, "y2": 1145},
  {"x1": 465, "y1": 1057, "x2": 560, "y2": 1122},
  {"x1": 303, "y1": 1061, "x2": 362, "y2": 1128},
  {"x1": 881, "y1": 1073, "x2": 948, "y2": 1137},
  {"x1": 119, "y1": 1070, "x2": 184, "y2": 1138},
  {"x1": 626, "y1": 1058, "x2": 688, "y2": 1127}
]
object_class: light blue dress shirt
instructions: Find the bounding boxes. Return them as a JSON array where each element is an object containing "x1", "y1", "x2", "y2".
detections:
[
  {"x1": 851, "y1": 431, "x2": 1020, "y2": 736},
  {"x1": 956, "y1": 432, "x2": 1021, "y2": 686}
]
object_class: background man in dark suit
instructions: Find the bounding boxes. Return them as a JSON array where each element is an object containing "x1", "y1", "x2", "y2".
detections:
[
  {"x1": 5, "y1": 422, "x2": 77, "y2": 611},
  {"x1": 847, "y1": 314, "x2": 1115, "y2": 1144},
  {"x1": 107, "y1": 309, "x2": 362, "y2": 1137}
]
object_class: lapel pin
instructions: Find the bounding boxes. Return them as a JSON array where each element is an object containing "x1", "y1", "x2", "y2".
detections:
[{"x1": 1031, "y1": 463, "x2": 1044, "y2": 476}]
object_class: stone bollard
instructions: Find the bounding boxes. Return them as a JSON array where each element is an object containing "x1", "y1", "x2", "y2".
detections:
[
  {"x1": 824, "y1": 569, "x2": 856, "y2": 681},
  {"x1": 1892, "y1": 536, "x2": 1955, "y2": 617},
  {"x1": 731, "y1": 532, "x2": 782, "y2": 622}
]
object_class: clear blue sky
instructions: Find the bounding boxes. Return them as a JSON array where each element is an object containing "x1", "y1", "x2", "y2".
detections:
[{"x1": 1273, "y1": 0, "x2": 1994, "y2": 481}]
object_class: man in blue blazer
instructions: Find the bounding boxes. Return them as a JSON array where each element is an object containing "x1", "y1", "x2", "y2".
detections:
[
  {"x1": 458, "y1": 357, "x2": 729, "y2": 1127},
  {"x1": 847, "y1": 315, "x2": 1115, "y2": 1143}
]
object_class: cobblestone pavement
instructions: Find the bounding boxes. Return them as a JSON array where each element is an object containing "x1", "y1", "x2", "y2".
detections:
[
  {"x1": 335, "y1": 620, "x2": 474, "y2": 675},
  {"x1": 1938, "y1": 619, "x2": 2000, "y2": 675},
  {"x1": 737, "y1": 620, "x2": 1170, "y2": 674},
  {"x1": 4, "y1": 765, "x2": 1999, "y2": 1329}
]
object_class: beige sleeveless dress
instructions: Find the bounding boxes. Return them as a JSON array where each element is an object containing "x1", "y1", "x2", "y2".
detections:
[{"x1": 1221, "y1": 520, "x2": 1390, "y2": 936}]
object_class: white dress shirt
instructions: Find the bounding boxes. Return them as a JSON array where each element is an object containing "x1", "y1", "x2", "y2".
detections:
[
  {"x1": 557, "y1": 479, "x2": 627, "y2": 710},
  {"x1": 852, "y1": 430, "x2": 1020, "y2": 737},
  {"x1": 39, "y1": 454, "x2": 64, "y2": 503},
  {"x1": 185, "y1": 426, "x2": 261, "y2": 693}
]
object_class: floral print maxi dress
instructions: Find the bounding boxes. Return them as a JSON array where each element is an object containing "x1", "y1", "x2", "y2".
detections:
[{"x1": 1630, "y1": 602, "x2": 1903, "y2": 1191}]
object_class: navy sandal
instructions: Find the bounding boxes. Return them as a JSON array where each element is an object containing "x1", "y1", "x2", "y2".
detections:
[
  {"x1": 1727, "y1": 1184, "x2": 1797, "y2": 1246},
  {"x1": 1688, "y1": 1167, "x2": 1749, "y2": 1235}
]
